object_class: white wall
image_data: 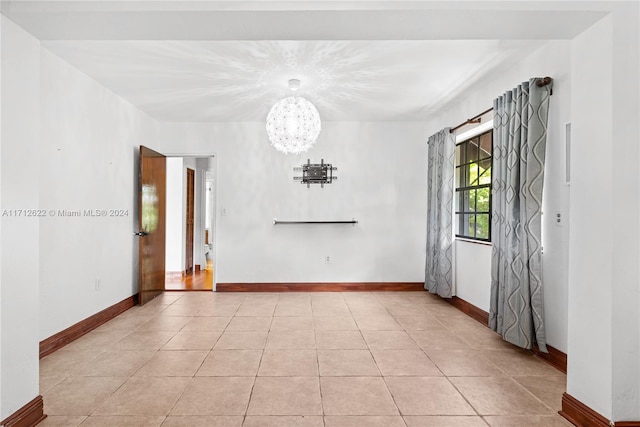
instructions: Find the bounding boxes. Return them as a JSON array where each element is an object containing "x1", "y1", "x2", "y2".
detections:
[
  {"x1": 567, "y1": 15, "x2": 613, "y2": 417},
  {"x1": 182, "y1": 157, "x2": 196, "y2": 270},
  {"x1": 609, "y1": 4, "x2": 640, "y2": 421},
  {"x1": 38, "y1": 46, "x2": 159, "y2": 340},
  {"x1": 205, "y1": 159, "x2": 217, "y2": 273},
  {"x1": 194, "y1": 157, "x2": 209, "y2": 269},
  {"x1": 165, "y1": 157, "x2": 183, "y2": 272},
  {"x1": 156, "y1": 121, "x2": 429, "y2": 284},
  {"x1": 426, "y1": 40, "x2": 572, "y2": 353},
  {"x1": 454, "y1": 241, "x2": 491, "y2": 311},
  {"x1": 1, "y1": 15, "x2": 3, "y2": 415},
  {"x1": 567, "y1": 5, "x2": 640, "y2": 421},
  {"x1": 0, "y1": 16, "x2": 40, "y2": 420}
]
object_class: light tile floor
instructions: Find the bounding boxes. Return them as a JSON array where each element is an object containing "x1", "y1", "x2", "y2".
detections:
[{"x1": 39, "y1": 292, "x2": 573, "y2": 427}]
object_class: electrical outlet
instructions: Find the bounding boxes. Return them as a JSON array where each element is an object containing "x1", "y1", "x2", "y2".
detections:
[
  {"x1": 325, "y1": 256, "x2": 331, "y2": 263},
  {"x1": 554, "y1": 211, "x2": 565, "y2": 227},
  {"x1": 95, "y1": 278, "x2": 101, "y2": 291},
  {"x1": 221, "y1": 208, "x2": 227, "y2": 216}
]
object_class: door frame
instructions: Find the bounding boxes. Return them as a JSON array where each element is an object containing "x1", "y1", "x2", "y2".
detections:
[
  {"x1": 164, "y1": 152, "x2": 217, "y2": 291},
  {"x1": 185, "y1": 167, "x2": 195, "y2": 275}
]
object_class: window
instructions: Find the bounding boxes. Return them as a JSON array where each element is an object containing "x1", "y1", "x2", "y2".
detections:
[{"x1": 455, "y1": 130, "x2": 492, "y2": 241}]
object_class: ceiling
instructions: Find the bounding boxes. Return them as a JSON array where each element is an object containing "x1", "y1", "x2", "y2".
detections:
[
  {"x1": 4, "y1": 1, "x2": 608, "y2": 122},
  {"x1": 42, "y1": 39, "x2": 542, "y2": 122}
]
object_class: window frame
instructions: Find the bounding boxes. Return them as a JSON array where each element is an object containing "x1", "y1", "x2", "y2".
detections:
[{"x1": 454, "y1": 129, "x2": 493, "y2": 242}]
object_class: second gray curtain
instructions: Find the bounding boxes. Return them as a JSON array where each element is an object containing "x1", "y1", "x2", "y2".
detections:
[
  {"x1": 490, "y1": 78, "x2": 552, "y2": 352},
  {"x1": 425, "y1": 128, "x2": 455, "y2": 298}
]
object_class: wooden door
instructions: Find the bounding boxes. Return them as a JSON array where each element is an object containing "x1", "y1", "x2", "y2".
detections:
[
  {"x1": 185, "y1": 168, "x2": 195, "y2": 274},
  {"x1": 138, "y1": 146, "x2": 166, "y2": 305}
]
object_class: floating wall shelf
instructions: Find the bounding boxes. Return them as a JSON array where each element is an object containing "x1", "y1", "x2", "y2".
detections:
[{"x1": 273, "y1": 219, "x2": 358, "y2": 225}]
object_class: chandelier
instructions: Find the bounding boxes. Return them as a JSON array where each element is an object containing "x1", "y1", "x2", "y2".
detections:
[{"x1": 266, "y1": 79, "x2": 321, "y2": 154}]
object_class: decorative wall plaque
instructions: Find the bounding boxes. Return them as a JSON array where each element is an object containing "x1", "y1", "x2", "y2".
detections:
[{"x1": 294, "y1": 159, "x2": 337, "y2": 188}]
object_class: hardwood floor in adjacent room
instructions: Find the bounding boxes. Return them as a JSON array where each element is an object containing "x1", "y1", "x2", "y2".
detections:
[
  {"x1": 38, "y1": 291, "x2": 572, "y2": 427},
  {"x1": 165, "y1": 260, "x2": 213, "y2": 291}
]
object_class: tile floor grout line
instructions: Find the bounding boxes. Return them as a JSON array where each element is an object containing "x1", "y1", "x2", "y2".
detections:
[
  {"x1": 402, "y1": 316, "x2": 449, "y2": 378},
  {"x1": 478, "y1": 414, "x2": 493, "y2": 426},
  {"x1": 377, "y1": 375, "x2": 406, "y2": 419},
  {"x1": 444, "y1": 373, "x2": 488, "y2": 421},
  {"x1": 241, "y1": 374, "x2": 259, "y2": 425},
  {"x1": 506, "y1": 374, "x2": 562, "y2": 413},
  {"x1": 162, "y1": 372, "x2": 196, "y2": 422},
  {"x1": 248, "y1": 348, "x2": 266, "y2": 405},
  {"x1": 316, "y1": 345, "x2": 327, "y2": 427}
]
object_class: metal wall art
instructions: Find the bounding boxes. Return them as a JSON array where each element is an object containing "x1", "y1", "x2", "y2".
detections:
[{"x1": 294, "y1": 159, "x2": 337, "y2": 188}]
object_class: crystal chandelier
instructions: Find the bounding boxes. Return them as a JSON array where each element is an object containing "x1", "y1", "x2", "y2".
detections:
[{"x1": 266, "y1": 79, "x2": 321, "y2": 154}]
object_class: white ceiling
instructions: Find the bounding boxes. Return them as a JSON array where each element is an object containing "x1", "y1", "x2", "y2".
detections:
[
  {"x1": 6, "y1": 1, "x2": 608, "y2": 122},
  {"x1": 42, "y1": 39, "x2": 542, "y2": 122}
]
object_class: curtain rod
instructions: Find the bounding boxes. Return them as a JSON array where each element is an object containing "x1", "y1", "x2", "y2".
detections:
[
  {"x1": 449, "y1": 76, "x2": 553, "y2": 134},
  {"x1": 449, "y1": 107, "x2": 493, "y2": 133}
]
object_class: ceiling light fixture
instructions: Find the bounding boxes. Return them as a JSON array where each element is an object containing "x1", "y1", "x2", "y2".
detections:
[{"x1": 266, "y1": 79, "x2": 321, "y2": 154}]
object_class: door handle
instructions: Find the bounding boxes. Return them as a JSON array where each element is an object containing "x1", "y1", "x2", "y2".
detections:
[{"x1": 134, "y1": 231, "x2": 149, "y2": 237}]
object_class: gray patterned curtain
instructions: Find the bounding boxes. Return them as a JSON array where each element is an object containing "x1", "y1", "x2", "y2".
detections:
[
  {"x1": 490, "y1": 78, "x2": 553, "y2": 352},
  {"x1": 425, "y1": 128, "x2": 455, "y2": 298}
]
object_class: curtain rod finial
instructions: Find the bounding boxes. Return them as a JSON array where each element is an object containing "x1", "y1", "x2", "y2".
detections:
[
  {"x1": 537, "y1": 77, "x2": 553, "y2": 95},
  {"x1": 537, "y1": 76, "x2": 553, "y2": 87}
]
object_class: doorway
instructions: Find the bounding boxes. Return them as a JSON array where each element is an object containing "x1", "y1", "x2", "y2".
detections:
[{"x1": 164, "y1": 156, "x2": 216, "y2": 291}]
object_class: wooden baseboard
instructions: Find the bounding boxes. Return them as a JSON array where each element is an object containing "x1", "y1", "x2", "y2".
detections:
[
  {"x1": 560, "y1": 393, "x2": 611, "y2": 427},
  {"x1": 560, "y1": 394, "x2": 640, "y2": 427},
  {"x1": 39, "y1": 294, "x2": 138, "y2": 358},
  {"x1": 216, "y1": 282, "x2": 425, "y2": 292},
  {"x1": 0, "y1": 395, "x2": 46, "y2": 427},
  {"x1": 447, "y1": 296, "x2": 490, "y2": 325},
  {"x1": 444, "y1": 295, "x2": 567, "y2": 374},
  {"x1": 533, "y1": 343, "x2": 568, "y2": 374}
]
